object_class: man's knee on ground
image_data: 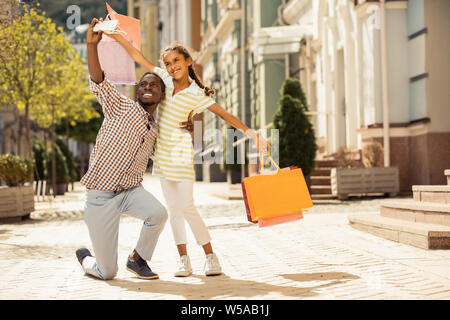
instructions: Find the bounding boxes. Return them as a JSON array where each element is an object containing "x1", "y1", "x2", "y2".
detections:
[
  {"x1": 144, "y1": 205, "x2": 168, "y2": 227},
  {"x1": 100, "y1": 266, "x2": 118, "y2": 280}
]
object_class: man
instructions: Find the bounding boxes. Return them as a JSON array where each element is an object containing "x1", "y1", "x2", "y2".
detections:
[{"x1": 75, "y1": 18, "x2": 168, "y2": 280}]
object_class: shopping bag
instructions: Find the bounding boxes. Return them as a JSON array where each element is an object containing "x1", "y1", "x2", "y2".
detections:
[
  {"x1": 105, "y1": 2, "x2": 141, "y2": 50},
  {"x1": 242, "y1": 152, "x2": 313, "y2": 227},
  {"x1": 97, "y1": 40, "x2": 136, "y2": 84},
  {"x1": 96, "y1": 2, "x2": 141, "y2": 84}
]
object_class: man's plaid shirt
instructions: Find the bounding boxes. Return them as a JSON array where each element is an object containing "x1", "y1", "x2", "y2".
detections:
[{"x1": 80, "y1": 77, "x2": 158, "y2": 191}]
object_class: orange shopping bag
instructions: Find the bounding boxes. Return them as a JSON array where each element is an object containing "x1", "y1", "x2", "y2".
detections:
[
  {"x1": 105, "y1": 2, "x2": 141, "y2": 50},
  {"x1": 242, "y1": 152, "x2": 313, "y2": 227}
]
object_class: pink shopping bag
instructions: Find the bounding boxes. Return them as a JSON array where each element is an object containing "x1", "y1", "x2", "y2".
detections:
[
  {"x1": 97, "y1": 3, "x2": 141, "y2": 84},
  {"x1": 97, "y1": 40, "x2": 136, "y2": 85}
]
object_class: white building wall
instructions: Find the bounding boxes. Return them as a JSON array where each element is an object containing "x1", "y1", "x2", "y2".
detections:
[{"x1": 386, "y1": 9, "x2": 409, "y2": 123}]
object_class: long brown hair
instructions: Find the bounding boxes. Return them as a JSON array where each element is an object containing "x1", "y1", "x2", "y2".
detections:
[{"x1": 160, "y1": 43, "x2": 215, "y2": 97}]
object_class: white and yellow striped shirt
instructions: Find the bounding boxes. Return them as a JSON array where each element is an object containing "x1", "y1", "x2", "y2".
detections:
[{"x1": 152, "y1": 67, "x2": 216, "y2": 181}]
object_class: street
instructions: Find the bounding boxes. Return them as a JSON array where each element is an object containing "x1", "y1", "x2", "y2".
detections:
[{"x1": 0, "y1": 174, "x2": 449, "y2": 300}]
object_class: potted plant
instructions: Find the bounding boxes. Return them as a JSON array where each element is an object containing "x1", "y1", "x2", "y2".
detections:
[
  {"x1": 272, "y1": 78, "x2": 317, "y2": 192},
  {"x1": 56, "y1": 138, "x2": 78, "y2": 190},
  {"x1": 330, "y1": 141, "x2": 399, "y2": 199},
  {"x1": 0, "y1": 154, "x2": 35, "y2": 221}
]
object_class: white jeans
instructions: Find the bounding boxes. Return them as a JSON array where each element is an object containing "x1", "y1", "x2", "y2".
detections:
[{"x1": 159, "y1": 178, "x2": 211, "y2": 246}]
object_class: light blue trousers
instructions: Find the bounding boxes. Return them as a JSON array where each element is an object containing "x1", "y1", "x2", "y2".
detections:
[{"x1": 82, "y1": 185, "x2": 168, "y2": 280}]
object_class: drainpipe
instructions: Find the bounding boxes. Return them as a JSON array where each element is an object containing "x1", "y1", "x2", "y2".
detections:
[
  {"x1": 240, "y1": 1, "x2": 246, "y2": 181},
  {"x1": 278, "y1": 0, "x2": 290, "y2": 78},
  {"x1": 380, "y1": 0, "x2": 390, "y2": 167}
]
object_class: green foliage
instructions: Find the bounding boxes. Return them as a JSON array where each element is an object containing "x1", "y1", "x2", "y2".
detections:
[
  {"x1": 221, "y1": 125, "x2": 246, "y2": 173},
  {"x1": 56, "y1": 139, "x2": 78, "y2": 182},
  {"x1": 272, "y1": 78, "x2": 317, "y2": 176},
  {"x1": 55, "y1": 101, "x2": 103, "y2": 144},
  {"x1": 0, "y1": 154, "x2": 33, "y2": 187},
  {"x1": 0, "y1": 5, "x2": 99, "y2": 159},
  {"x1": 31, "y1": 139, "x2": 46, "y2": 181},
  {"x1": 43, "y1": 144, "x2": 69, "y2": 184}
]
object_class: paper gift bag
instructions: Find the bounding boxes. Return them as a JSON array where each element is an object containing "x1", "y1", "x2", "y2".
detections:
[
  {"x1": 96, "y1": 3, "x2": 141, "y2": 84},
  {"x1": 106, "y1": 2, "x2": 141, "y2": 50},
  {"x1": 97, "y1": 40, "x2": 136, "y2": 84},
  {"x1": 242, "y1": 152, "x2": 313, "y2": 227}
]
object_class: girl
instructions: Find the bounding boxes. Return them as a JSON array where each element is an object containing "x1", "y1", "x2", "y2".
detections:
[{"x1": 111, "y1": 34, "x2": 268, "y2": 277}]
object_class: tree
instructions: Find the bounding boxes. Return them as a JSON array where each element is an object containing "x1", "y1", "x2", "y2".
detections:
[
  {"x1": 272, "y1": 78, "x2": 317, "y2": 177},
  {"x1": 31, "y1": 58, "x2": 97, "y2": 196},
  {"x1": 0, "y1": 6, "x2": 58, "y2": 159},
  {"x1": 56, "y1": 100, "x2": 103, "y2": 177},
  {"x1": 0, "y1": 5, "x2": 99, "y2": 195}
]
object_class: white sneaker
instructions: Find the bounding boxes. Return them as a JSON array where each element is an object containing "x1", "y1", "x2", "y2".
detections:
[
  {"x1": 174, "y1": 255, "x2": 192, "y2": 277},
  {"x1": 204, "y1": 253, "x2": 222, "y2": 276}
]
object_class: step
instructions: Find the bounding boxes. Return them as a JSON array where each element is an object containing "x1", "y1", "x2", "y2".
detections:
[
  {"x1": 310, "y1": 185, "x2": 332, "y2": 195},
  {"x1": 311, "y1": 176, "x2": 331, "y2": 186},
  {"x1": 311, "y1": 168, "x2": 331, "y2": 177},
  {"x1": 348, "y1": 212, "x2": 450, "y2": 249},
  {"x1": 446, "y1": 169, "x2": 450, "y2": 185},
  {"x1": 315, "y1": 160, "x2": 338, "y2": 168},
  {"x1": 380, "y1": 200, "x2": 450, "y2": 227},
  {"x1": 311, "y1": 194, "x2": 336, "y2": 200},
  {"x1": 412, "y1": 185, "x2": 450, "y2": 204}
]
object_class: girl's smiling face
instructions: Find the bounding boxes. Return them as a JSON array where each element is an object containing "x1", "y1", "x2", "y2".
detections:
[{"x1": 162, "y1": 50, "x2": 192, "y2": 81}]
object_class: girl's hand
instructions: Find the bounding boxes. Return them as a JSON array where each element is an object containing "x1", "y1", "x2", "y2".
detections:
[
  {"x1": 86, "y1": 18, "x2": 103, "y2": 45},
  {"x1": 246, "y1": 129, "x2": 270, "y2": 154}
]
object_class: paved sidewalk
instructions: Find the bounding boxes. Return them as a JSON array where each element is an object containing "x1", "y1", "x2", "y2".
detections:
[{"x1": 0, "y1": 174, "x2": 449, "y2": 300}]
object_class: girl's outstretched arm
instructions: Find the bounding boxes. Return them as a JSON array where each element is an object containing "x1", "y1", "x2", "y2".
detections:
[
  {"x1": 207, "y1": 103, "x2": 270, "y2": 153},
  {"x1": 108, "y1": 33, "x2": 155, "y2": 72}
]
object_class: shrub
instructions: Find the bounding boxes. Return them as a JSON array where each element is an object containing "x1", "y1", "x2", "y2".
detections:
[
  {"x1": 0, "y1": 154, "x2": 33, "y2": 187},
  {"x1": 32, "y1": 139, "x2": 46, "y2": 181},
  {"x1": 221, "y1": 124, "x2": 247, "y2": 173},
  {"x1": 272, "y1": 78, "x2": 317, "y2": 176},
  {"x1": 43, "y1": 144, "x2": 70, "y2": 184},
  {"x1": 362, "y1": 141, "x2": 384, "y2": 168},
  {"x1": 56, "y1": 138, "x2": 78, "y2": 182}
]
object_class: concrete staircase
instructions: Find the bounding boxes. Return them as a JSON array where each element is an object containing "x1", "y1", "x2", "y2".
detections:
[
  {"x1": 348, "y1": 169, "x2": 450, "y2": 249},
  {"x1": 310, "y1": 160, "x2": 337, "y2": 199}
]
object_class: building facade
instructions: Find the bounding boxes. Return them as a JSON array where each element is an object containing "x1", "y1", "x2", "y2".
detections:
[{"x1": 277, "y1": 0, "x2": 450, "y2": 191}]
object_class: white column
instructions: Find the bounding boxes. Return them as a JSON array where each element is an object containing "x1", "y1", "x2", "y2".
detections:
[
  {"x1": 354, "y1": 9, "x2": 364, "y2": 149},
  {"x1": 380, "y1": 0, "x2": 390, "y2": 167},
  {"x1": 340, "y1": 4, "x2": 358, "y2": 148},
  {"x1": 322, "y1": 18, "x2": 334, "y2": 154}
]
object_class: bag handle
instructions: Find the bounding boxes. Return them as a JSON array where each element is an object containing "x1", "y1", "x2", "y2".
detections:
[{"x1": 259, "y1": 151, "x2": 281, "y2": 174}]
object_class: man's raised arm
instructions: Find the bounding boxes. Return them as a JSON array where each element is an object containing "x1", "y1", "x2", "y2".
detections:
[{"x1": 86, "y1": 18, "x2": 104, "y2": 84}]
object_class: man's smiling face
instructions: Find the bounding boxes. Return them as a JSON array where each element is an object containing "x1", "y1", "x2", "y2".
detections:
[{"x1": 137, "y1": 73, "x2": 164, "y2": 107}]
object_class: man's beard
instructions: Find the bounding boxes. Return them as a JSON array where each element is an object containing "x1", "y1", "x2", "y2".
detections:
[{"x1": 138, "y1": 99, "x2": 157, "y2": 112}]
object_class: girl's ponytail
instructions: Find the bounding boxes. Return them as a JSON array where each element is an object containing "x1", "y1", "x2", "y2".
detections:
[{"x1": 188, "y1": 65, "x2": 215, "y2": 97}]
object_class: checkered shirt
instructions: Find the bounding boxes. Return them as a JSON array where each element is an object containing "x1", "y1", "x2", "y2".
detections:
[{"x1": 80, "y1": 77, "x2": 159, "y2": 191}]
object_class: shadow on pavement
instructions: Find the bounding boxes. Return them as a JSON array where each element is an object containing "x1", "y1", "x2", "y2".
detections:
[{"x1": 107, "y1": 272, "x2": 360, "y2": 299}]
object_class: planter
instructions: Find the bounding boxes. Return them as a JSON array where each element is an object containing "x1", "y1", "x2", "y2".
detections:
[
  {"x1": 331, "y1": 167, "x2": 399, "y2": 199},
  {"x1": 0, "y1": 185, "x2": 35, "y2": 221},
  {"x1": 45, "y1": 182, "x2": 67, "y2": 196}
]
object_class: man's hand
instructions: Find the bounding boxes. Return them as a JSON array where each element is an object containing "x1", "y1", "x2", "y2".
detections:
[
  {"x1": 86, "y1": 18, "x2": 103, "y2": 45},
  {"x1": 180, "y1": 110, "x2": 195, "y2": 133}
]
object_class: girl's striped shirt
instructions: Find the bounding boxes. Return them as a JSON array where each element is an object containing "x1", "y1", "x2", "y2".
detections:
[{"x1": 152, "y1": 67, "x2": 216, "y2": 181}]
